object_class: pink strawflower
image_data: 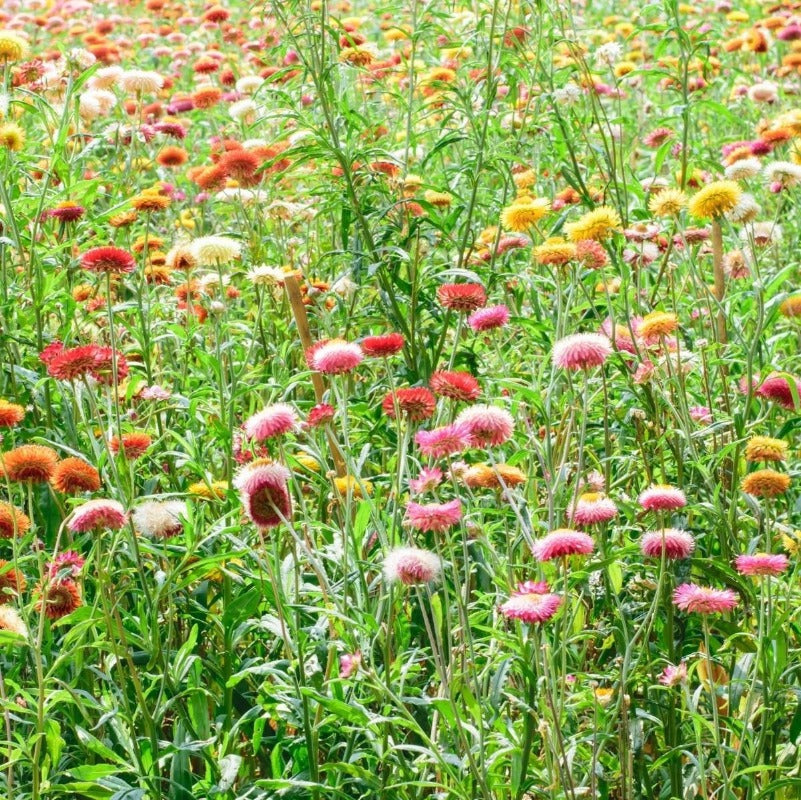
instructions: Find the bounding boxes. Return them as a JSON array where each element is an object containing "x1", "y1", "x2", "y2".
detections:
[
  {"x1": 638, "y1": 485, "x2": 687, "y2": 512},
  {"x1": 468, "y1": 305, "x2": 510, "y2": 332},
  {"x1": 47, "y1": 550, "x2": 86, "y2": 578},
  {"x1": 455, "y1": 404, "x2": 514, "y2": 447},
  {"x1": 567, "y1": 494, "x2": 618, "y2": 526},
  {"x1": 734, "y1": 553, "x2": 789, "y2": 577},
  {"x1": 405, "y1": 499, "x2": 462, "y2": 532},
  {"x1": 306, "y1": 339, "x2": 364, "y2": 374},
  {"x1": 141, "y1": 384, "x2": 171, "y2": 401},
  {"x1": 640, "y1": 528, "x2": 695, "y2": 559},
  {"x1": 68, "y1": 499, "x2": 127, "y2": 533},
  {"x1": 383, "y1": 547, "x2": 442, "y2": 585},
  {"x1": 659, "y1": 662, "x2": 687, "y2": 687},
  {"x1": 500, "y1": 581, "x2": 563, "y2": 624},
  {"x1": 552, "y1": 333, "x2": 612, "y2": 370},
  {"x1": 689, "y1": 405, "x2": 713, "y2": 424},
  {"x1": 533, "y1": 529, "x2": 594, "y2": 561},
  {"x1": 756, "y1": 373, "x2": 801, "y2": 410},
  {"x1": 673, "y1": 583, "x2": 739, "y2": 614},
  {"x1": 234, "y1": 461, "x2": 292, "y2": 529},
  {"x1": 410, "y1": 467, "x2": 444, "y2": 495},
  {"x1": 415, "y1": 423, "x2": 473, "y2": 458},
  {"x1": 340, "y1": 651, "x2": 362, "y2": 678},
  {"x1": 243, "y1": 403, "x2": 298, "y2": 441}
]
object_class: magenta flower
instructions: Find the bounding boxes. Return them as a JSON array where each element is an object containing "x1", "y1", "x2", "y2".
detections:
[
  {"x1": 659, "y1": 662, "x2": 687, "y2": 687},
  {"x1": 533, "y1": 529, "x2": 594, "y2": 561},
  {"x1": 306, "y1": 340, "x2": 363, "y2": 374},
  {"x1": 405, "y1": 499, "x2": 462, "y2": 532},
  {"x1": 638, "y1": 485, "x2": 687, "y2": 512},
  {"x1": 454, "y1": 404, "x2": 514, "y2": 447},
  {"x1": 234, "y1": 461, "x2": 292, "y2": 529},
  {"x1": 409, "y1": 467, "x2": 443, "y2": 495},
  {"x1": 243, "y1": 403, "x2": 298, "y2": 441},
  {"x1": 640, "y1": 529, "x2": 695, "y2": 559},
  {"x1": 673, "y1": 583, "x2": 738, "y2": 614},
  {"x1": 552, "y1": 333, "x2": 612, "y2": 370},
  {"x1": 500, "y1": 581, "x2": 563, "y2": 624},
  {"x1": 567, "y1": 494, "x2": 618, "y2": 526},
  {"x1": 68, "y1": 499, "x2": 127, "y2": 533},
  {"x1": 468, "y1": 304, "x2": 510, "y2": 332},
  {"x1": 415, "y1": 423, "x2": 473, "y2": 458},
  {"x1": 734, "y1": 553, "x2": 789, "y2": 577}
]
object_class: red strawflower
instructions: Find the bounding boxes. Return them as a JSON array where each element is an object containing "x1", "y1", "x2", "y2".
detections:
[
  {"x1": 437, "y1": 283, "x2": 487, "y2": 312},
  {"x1": 382, "y1": 388, "x2": 436, "y2": 422},
  {"x1": 109, "y1": 432, "x2": 152, "y2": 460},
  {"x1": 307, "y1": 403, "x2": 335, "y2": 427},
  {"x1": 80, "y1": 246, "x2": 137, "y2": 274},
  {"x1": 362, "y1": 333, "x2": 405, "y2": 357},
  {"x1": 429, "y1": 370, "x2": 480, "y2": 402}
]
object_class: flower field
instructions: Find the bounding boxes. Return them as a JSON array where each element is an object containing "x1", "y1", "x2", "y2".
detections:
[{"x1": 3, "y1": 0, "x2": 801, "y2": 797}]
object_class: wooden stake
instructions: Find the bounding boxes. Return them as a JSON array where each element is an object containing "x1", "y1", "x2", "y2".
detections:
[{"x1": 284, "y1": 275, "x2": 347, "y2": 477}]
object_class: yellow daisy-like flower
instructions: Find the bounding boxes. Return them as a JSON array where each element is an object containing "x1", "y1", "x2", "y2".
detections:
[
  {"x1": 648, "y1": 188, "x2": 687, "y2": 218},
  {"x1": 188, "y1": 480, "x2": 229, "y2": 500},
  {"x1": 500, "y1": 196, "x2": 550, "y2": 232},
  {"x1": 745, "y1": 436, "x2": 788, "y2": 463},
  {"x1": 782, "y1": 530, "x2": 801, "y2": 555},
  {"x1": 0, "y1": 123, "x2": 25, "y2": 152},
  {"x1": 614, "y1": 61, "x2": 636, "y2": 78},
  {"x1": 512, "y1": 169, "x2": 537, "y2": 190},
  {"x1": 639, "y1": 311, "x2": 678, "y2": 340},
  {"x1": 0, "y1": 32, "x2": 28, "y2": 62},
  {"x1": 294, "y1": 454, "x2": 321, "y2": 472},
  {"x1": 333, "y1": 475, "x2": 373, "y2": 498},
  {"x1": 688, "y1": 180, "x2": 742, "y2": 219},
  {"x1": 424, "y1": 190, "x2": 452, "y2": 208},
  {"x1": 564, "y1": 206, "x2": 621, "y2": 242},
  {"x1": 780, "y1": 295, "x2": 801, "y2": 318},
  {"x1": 533, "y1": 237, "x2": 577, "y2": 266},
  {"x1": 463, "y1": 463, "x2": 526, "y2": 490},
  {"x1": 741, "y1": 469, "x2": 790, "y2": 498}
]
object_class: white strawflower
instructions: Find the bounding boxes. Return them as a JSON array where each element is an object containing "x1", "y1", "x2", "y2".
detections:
[
  {"x1": 247, "y1": 265, "x2": 287, "y2": 285},
  {"x1": 595, "y1": 42, "x2": 623, "y2": 66},
  {"x1": 90, "y1": 65, "x2": 123, "y2": 89},
  {"x1": 119, "y1": 69, "x2": 164, "y2": 94},
  {"x1": 235, "y1": 76, "x2": 264, "y2": 94},
  {"x1": 0, "y1": 606, "x2": 27, "y2": 638},
  {"x1": 133, "y1": 500, "x2": 186, "y2": 538},
  {"x1": 726, "y1": 193, "x2": 760, "y2": 224},
  {"x1": 764, "y1": 160, "x2": 801, "y2": 187},
  {"x1": 229, "y1": 99, "x2": 258, "y2": 121},
  {"x1": 725, "y1": 157, "x2": 761, "y2": 181},
  {"x1": 190, "y1": 235, "x2": 242, "y2": 265},
  {"x1": 553, "y1": 82, "x2": 581, "y2": 104}
]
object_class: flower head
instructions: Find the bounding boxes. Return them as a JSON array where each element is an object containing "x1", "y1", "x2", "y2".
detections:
[
  {"x1": 533, "y1": 529, "x2": 594, "y2": 561},
  {"x1": 745, "y1": 436, "x2": 788, "y2": 463},
  {"x1": 383, "y1": 547, "x2": 442, "y2": 585},
  {"x1": 741, "y1": 469, "x2": 790, "y2": 498},
  {"x1": 0, "y1": 503, "x2": 30, "y2": 539},
  {"x1": 429, "y1": 371, "x2": 480, "y2": 403},
  {"x1": 640, "y1": 528, "x2": 695, "y2": 559},
  {"x1": 383, "y1": 388, "x2": 436, "y2": 422},
  {"x1": 437, "y1": 283, "x2": 487, "y2": 312},
  {"x1": 565, "y1": 206, "x2": 621, "y2": 242},
  {"x1": 734, "y1": 553, "x2": 789, "y2": 577},
  {"x1": 415, "y1": 423, "x2": 473, "y2": 458},
  {"x1": 1, "y1": 445, "x2": 58, "y2": 483},
  {"x1": 133, "y1": 500, "x2": 186, "y2": 538},
  {"x1": 500, "y1": 581, "x2": 563, "y2": 624},
  {"x1": 638, "y1": 485, "x2": 687, "y2": 512},
  {"x1": 567, "y1": 493, "x2": 618, "y2": 526},
  {"x1": 362, "y1": 333, "x2": 404, "y2": 357},
  {"x1": 35, "y1": 579, "x2": 82, "y2": 620},
  {"x1": 234, "y1": 460, "x2": 292, "y2": 529},
  {"x1": 244, "y1": 403, "x2": 298, "y2": 441},
  {"x1": 455, "y1": 405, "x2": 514, "y2": 447},
  {"x1": 500, "y1": 196, "x2": 550, "y2": 231},
  {"x1": 468, "y1": 305, "x2": 510, "y2": 332},
  {"x1": 659, "y1": 662, "x2": 688, "y2": 687},
  {"x1": 552, "y1": 333, "x2": 612, "y2": 370},
  {"x1": 68, "y1": 499, "x2": 127, "y2": 533},
  {"x1": 0, "y1": 399, "x2": 24, "y2": 427},
  {"x1": 673, "y1": 583, "x2": 738, "y2": 614},
  {"x1": 80, "y1": 246, "x2": 136, "y2": 274},
  {"x1": 405, "y1": 499, "x2": 462, "y2": 532},
  {"x1": 688, "y1": 180, "x2": 742, "y2": 219},
  {"x1": 306, "y1": 339, "x2": 364, "y2": 374},
  {"x1": 51, "y1": 457, "x2": 101, "y2": 494}
]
